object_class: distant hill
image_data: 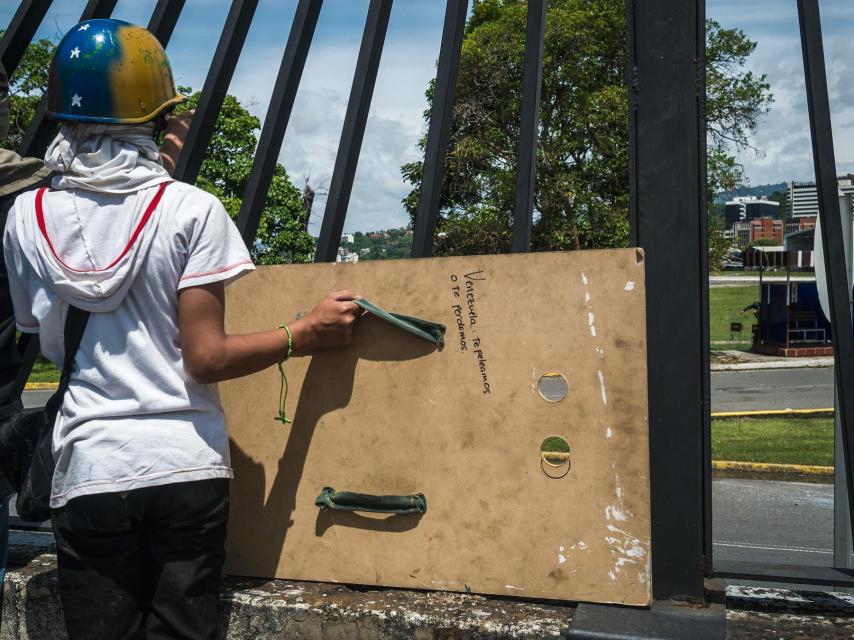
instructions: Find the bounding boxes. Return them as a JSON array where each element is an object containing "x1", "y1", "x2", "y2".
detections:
[
  {"x1": 714, "y1": 182, "x2": 788, "y2": 204},
  {"x1": 338, "y1": 227, "x2": 414, "y2": 261}
]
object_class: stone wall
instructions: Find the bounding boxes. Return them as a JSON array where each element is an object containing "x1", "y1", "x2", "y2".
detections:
[{"x1": 5, "y1": 544, "x2": 854, "y2": 639}]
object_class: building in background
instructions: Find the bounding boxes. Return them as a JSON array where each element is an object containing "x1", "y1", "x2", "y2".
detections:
[
  {"x1": 341, "y1": 233, "x2": 355, "y2": 244},
  {"x1": 785, "y1": 215, "x2": 817, "y2": 236},
  {"x1": 788, "y1": 177, "x2": 854, "y2": 218},
  {"x1": 750, "y1": 217, "x2": 783, "y2": 244},
  {"x1": 336, "y1": 247, "x2": 359, "y2": 263},
  {"x1": 724, "y1": 196, "x2": 780, "y2": 226},
  {"x1": 732, "y1": 217, "x2": 783, "y2": 247}
]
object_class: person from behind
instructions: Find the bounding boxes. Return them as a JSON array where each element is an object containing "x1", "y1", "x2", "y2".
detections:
[{"x1": 3, "y1": 19, "x2": 360, "y2": 639}]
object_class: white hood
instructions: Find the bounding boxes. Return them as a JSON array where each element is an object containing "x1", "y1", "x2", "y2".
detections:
[
  {"x1": 11, "y1": 123, "x2": 172, "y2": 312},
  {"x1": 45, "y1": 122, "x2": 171, "y2": 193},
  {"x1": 13, "y1": 183, "x2": 169, "y2": 313}
]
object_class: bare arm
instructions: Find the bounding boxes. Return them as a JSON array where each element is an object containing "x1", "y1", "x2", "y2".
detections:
[
  {"x1": 159, "y1": 110, "x2": 193, "y2": 175},
  {"x1": 178, "y1": 282, "x2": 362, "y2": 384}
]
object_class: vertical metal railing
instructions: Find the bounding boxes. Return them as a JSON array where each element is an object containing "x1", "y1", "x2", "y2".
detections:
[
  {"x1": 0, "y1": 0, "x2": 52, "y2": 78},
  {"x1": 172, "y1": 0, "x2": 259, "y2": 184},
  {"x1": 713, "y1": 0, "x2": 854, "y2": 588},
  {"x1": 146, "y1": 0, "x2": 186, "y2": 47},
  {"x1": 236, "y1": 0, "x2": 324, "y2": 249},
  {"x1": 627, "y1": 0, "x2": 708, "y2": 600},
  {"x1": 798, "y1": 0, "x2": 854, "y2": 544},
  {"x1": 409, "y1": 0, "x2": 468, "y2": 259},
  {"x1": 511, "y1": 0, "x2": 547, "y2": 254},
  {"x1": 314, "y1": 0, "x2": 393, "y2": 263}
]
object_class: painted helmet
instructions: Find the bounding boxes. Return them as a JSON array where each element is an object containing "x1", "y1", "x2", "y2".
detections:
[{"x1": 46, "y1": 19, "x2": 185, "y2": 124}]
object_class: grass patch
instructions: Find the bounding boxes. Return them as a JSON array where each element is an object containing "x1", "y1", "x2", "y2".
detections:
[
  {"x1": 708, "y1": 284, "x2": 759, "y2": 348},
  {"x1": 712, "y1": 417, "x2": 833, "y2": 466},
  {"x1": 27, "y1": 357, "x2": 60, "y2": 384}
]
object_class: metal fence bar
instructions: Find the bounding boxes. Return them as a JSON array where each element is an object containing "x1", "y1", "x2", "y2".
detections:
[
  {"x1": 511, "y1": 0, "x2": 547, "y2": 253},
  {"x1": 146, "y1": 0, "x2": 186, "y2": 47},
  {"x1": 17, "y1": 0, "x2": 118, "y2": 158},
  {"x1": 410, "y1": 0, "x2": 468, "y2": 259},
  {"x1": 699, "y1": 0, "x2": 715, "y2": 592},
  {"x1": 314, "y1": 0, "x2": 393, "y2": 263},
  {"x1": 627, "y1": 0, "x2": 707, "y2": 600},
  {"x1": 236, "y1": 0, "x2": 323, "y2": 250},
  {"x1": 171, "y1": 0, "x2": 259, "y2": 184},
  {"x1": 0, "y1": 0, "x2": 52, "y2": 78},
  {"x1": 797, "y1": 0, "x2": 854, "y2": 543}
]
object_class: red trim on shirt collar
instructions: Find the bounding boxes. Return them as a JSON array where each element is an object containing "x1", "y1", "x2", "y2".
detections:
[{"x1": 35, "y1": 182, "x2": 170, "y2": 273}]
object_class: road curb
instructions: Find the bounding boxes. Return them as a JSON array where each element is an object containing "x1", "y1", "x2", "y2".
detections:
[
  {"x1": 23, "y1": 382, "x2": 58, "y2": 391},
  {"x1": 712, "y1": 408, "x2": 834, "y2": 418},
  {"x1": 713, "y1": 460, "x2": 832, "y2": 477},
  {"x1": 711, "y1": 359, "x2": 833, "y2": 372}
]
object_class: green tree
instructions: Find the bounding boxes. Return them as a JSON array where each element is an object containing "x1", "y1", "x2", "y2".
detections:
[
  {"x1": 707, "y1": 216, "x2": 731, "y2": 271},
  {"x1": 401, "y1": 1, "x2": 773, "y2": 255},
  {"x1": 0, "y1": 32, "x2": 53, "y2": 150},
  {"x1": 767, "y1": 190, "x2": 788, "y2": 222},
  {"x1": 1, "y1": 37, "x2": 311, "y2": 264}
]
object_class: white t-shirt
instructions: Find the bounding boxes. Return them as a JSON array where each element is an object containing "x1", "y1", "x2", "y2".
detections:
[{"x1": 3, "y1": 181, "x2": 255, "y2": 508}]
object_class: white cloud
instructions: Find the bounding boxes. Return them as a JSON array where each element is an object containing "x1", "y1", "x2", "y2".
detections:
[
  {"x1": 713, "y1": 0, "x2": 854, "y2": 186},
  {"x1": 228, "y1": 31, "x2": 438, "y2": 234}
]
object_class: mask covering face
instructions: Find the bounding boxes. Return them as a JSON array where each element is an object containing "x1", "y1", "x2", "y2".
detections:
[{"x1": 0, "y1": 62, "x2": 10, "y2": 141}]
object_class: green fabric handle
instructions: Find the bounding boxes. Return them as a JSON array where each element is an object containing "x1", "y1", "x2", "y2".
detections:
[
  {"x1": 355, "y1": 298, "x2": 445, "y2": 346},
  {"x1": 315, "y1": 487, "x2": 427, "y2": 514}
]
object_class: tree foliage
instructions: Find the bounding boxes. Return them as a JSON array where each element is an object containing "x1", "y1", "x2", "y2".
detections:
[
  {"x1": 707, "y1": 217, "x2": 731, "y2": 270},
  {"x1": 0, "y1": 32, "x2": 53, "y2": 150},
  {"x1": 174, "y1": 89, "x2": 313, "y2": 264},
  {"x1": 0, "y1": 35, "x2": 311, "y2": 264},
  {"x1": 401, "y1": 1, "x2": 774, "y2": 255}
]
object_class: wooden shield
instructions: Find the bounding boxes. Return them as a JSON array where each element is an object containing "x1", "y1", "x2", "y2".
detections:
[{"x1": 220, "y1": 249, "x2": 651, "y2": 605}]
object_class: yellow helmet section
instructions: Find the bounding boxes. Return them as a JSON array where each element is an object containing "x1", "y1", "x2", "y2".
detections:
[{"x1": 108, "y1": 24, "x2": 185, "y2": 123}]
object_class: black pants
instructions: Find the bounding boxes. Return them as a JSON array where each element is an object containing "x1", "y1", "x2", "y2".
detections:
[{"x1": 51, "y1": 478, "x2": 229, "y2": 640}]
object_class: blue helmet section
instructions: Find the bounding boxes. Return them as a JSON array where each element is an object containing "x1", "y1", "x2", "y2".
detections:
[{"x1": 48, "y1": 20, "x2": 123, "y2": 123}]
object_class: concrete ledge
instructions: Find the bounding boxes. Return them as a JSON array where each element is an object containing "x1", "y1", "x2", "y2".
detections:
[
  {"x1": 0, "y1": 546, "x2": 572, "y2": 640},
  {"x1": 5, "y1": 545, "x2": 854, "y2": 638}
]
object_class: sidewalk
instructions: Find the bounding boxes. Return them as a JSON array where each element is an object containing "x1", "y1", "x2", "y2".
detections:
[{"x1": 711, "y1": 349, "x2": 833, "y2": 371}]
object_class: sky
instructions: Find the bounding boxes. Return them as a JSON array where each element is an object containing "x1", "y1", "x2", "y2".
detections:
[
  {"x1": 2, "y1": 0, "x2": 853, "y2": 232},
  {"x1": 708, "y1": 0, "x2": 854, "y2": 189}
]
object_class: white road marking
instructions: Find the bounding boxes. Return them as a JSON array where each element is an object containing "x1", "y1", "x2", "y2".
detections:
[{"x1": 714, "y1": 541, "x2": 832, "y2": 555}]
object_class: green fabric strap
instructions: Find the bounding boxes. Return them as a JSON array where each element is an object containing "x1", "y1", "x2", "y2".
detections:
[
  {"x1": 355, "y1": 298, "x2": 445, "y2": 346},
  {"x1": 315, "y1": 487, "x2": 427, "y2": 514}
]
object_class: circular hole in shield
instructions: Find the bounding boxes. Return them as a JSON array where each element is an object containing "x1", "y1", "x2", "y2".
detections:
[
  {"x1": 540, "y1": 436, "x2": 571, "y2": 479},
  {"x1": 538, "y1": 372, "x2": 568, "y2": 402}
]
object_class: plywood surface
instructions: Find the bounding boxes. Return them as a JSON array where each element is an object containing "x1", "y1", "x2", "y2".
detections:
[{"x1": 220, "y1": 250, "x2": 651, "y2": 605}]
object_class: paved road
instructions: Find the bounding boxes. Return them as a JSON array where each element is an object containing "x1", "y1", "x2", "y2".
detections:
[
  {"x1": 711, "y1": 367, "x2": 833, "y2": 412},
  {"x1": 713, "y1": 478, "x2": 832, "y2": 567},
  {"x1": 22, "y1": 390, "x2": 52, "y2": 409}
]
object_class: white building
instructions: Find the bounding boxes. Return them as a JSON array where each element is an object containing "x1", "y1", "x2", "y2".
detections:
[
  {"x1": 336, "y1": 247, "x2": 359, "y2": 263},
  {"x1": 788, "y1": 178, "x2": 854, "y2": 218},
  {"x1": 341, "y1": 233, "x2": 355, "y2": 244},
  {"x1": 359, "y1": 248, "x2": 371, "y2": 256}
]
